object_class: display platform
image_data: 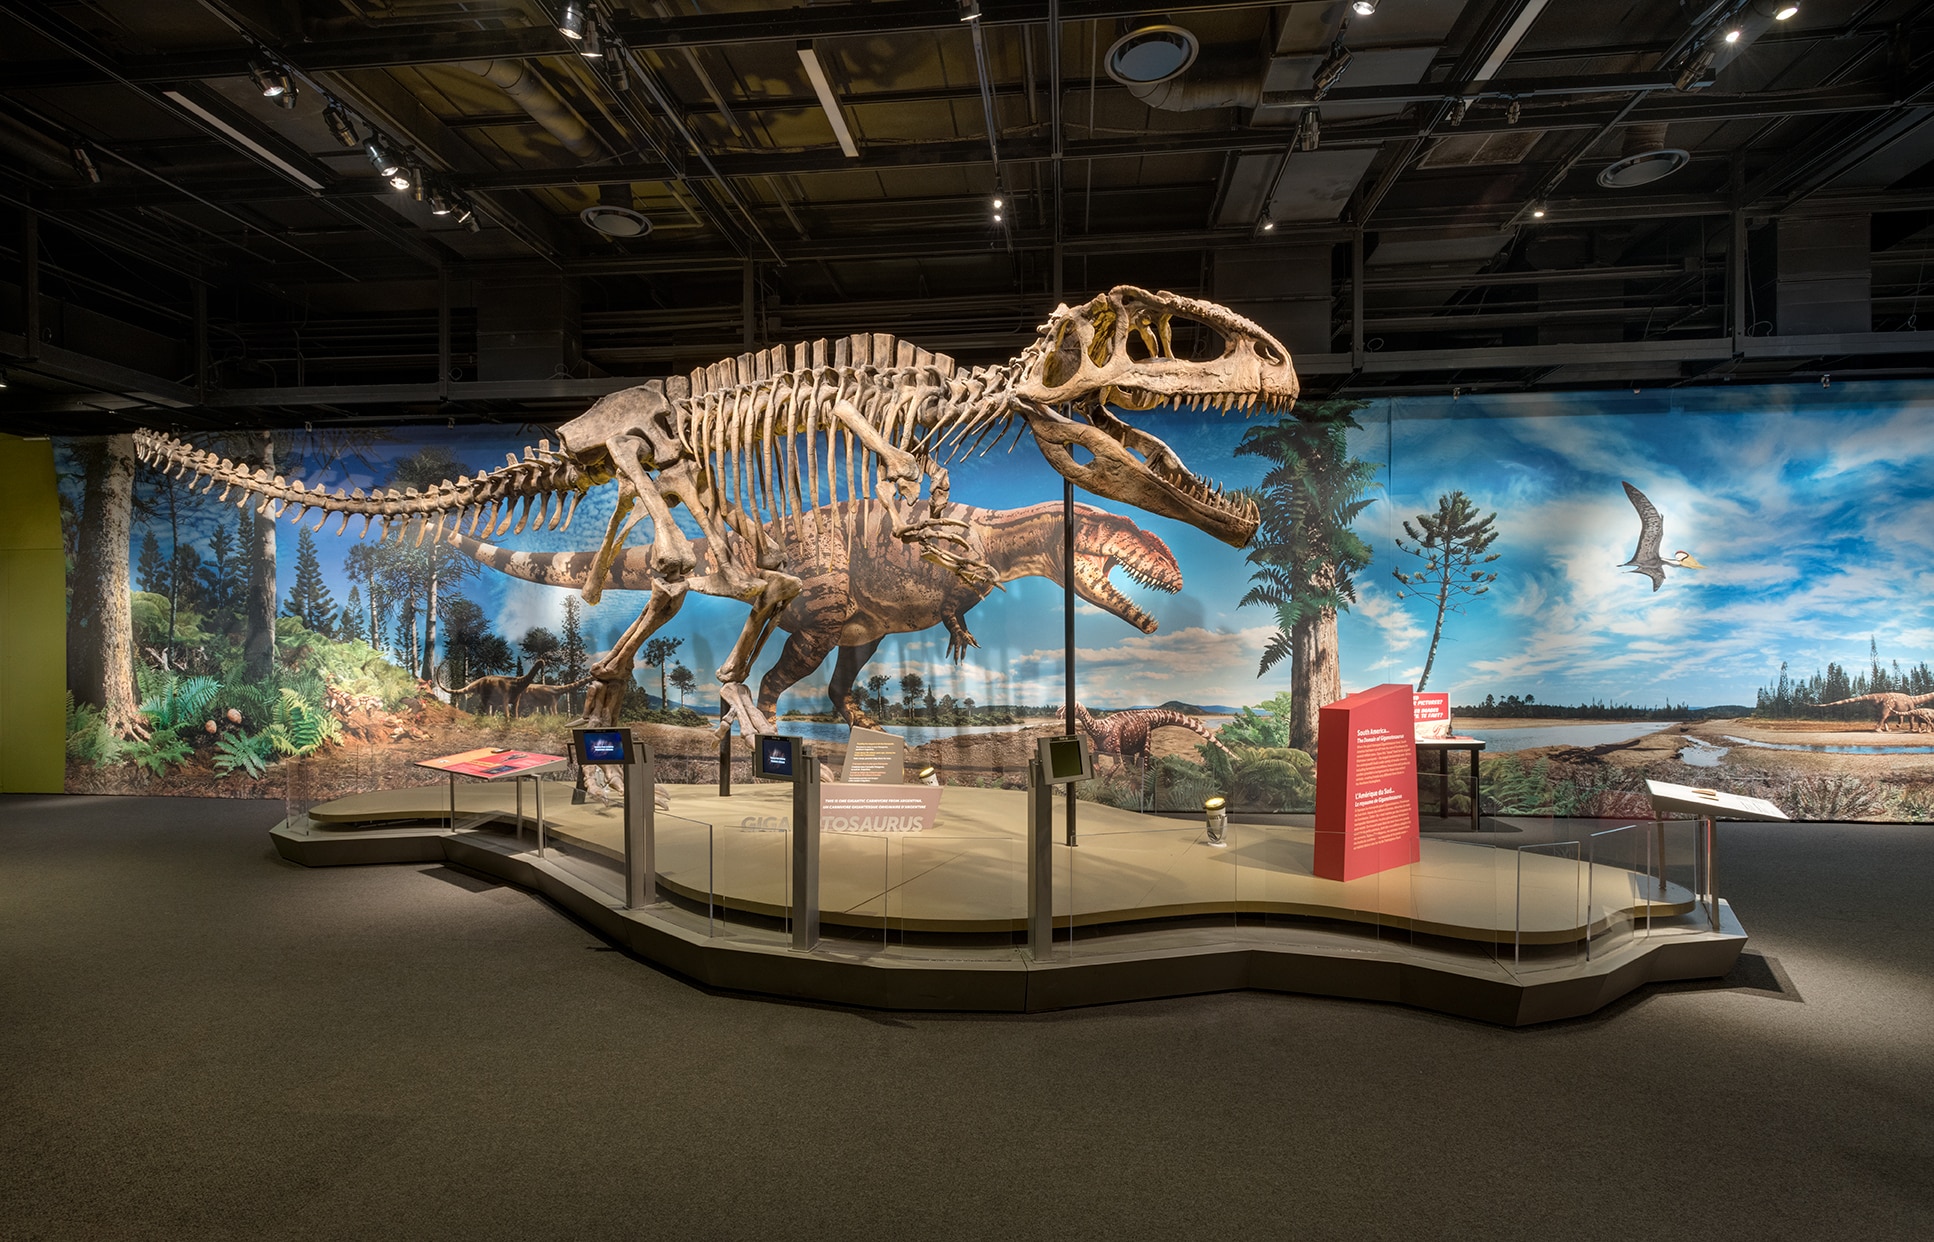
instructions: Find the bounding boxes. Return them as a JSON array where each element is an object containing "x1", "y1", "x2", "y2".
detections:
[{"x1": 276, "y1": 781, "x2": 1747, "y2": 1025}]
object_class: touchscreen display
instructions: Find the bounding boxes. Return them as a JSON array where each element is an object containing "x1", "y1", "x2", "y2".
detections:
[
  {"x1": 578, "y1": 730, "x2": 629, "y2": 764},
  {"x1": 758, "y1": 735, "x2": 796, "y2": 779}
]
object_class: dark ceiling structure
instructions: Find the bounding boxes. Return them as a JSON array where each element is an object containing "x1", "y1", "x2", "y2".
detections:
[{"x1": 4, "y1": 0, "x2": 1934, "y2": 434}]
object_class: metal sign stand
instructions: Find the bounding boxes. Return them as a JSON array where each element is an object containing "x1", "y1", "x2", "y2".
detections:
[
  {"x1": 1026, "y1": 757, "x2": 1053, "y2": 959},
  {"x1": 790, "y1": 755, "x2": 821, "y2": 951}
]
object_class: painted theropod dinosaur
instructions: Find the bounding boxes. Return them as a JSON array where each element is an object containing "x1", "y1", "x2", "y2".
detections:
[
  {"x1": 1074, "y1": 703, "x2": 1233, "y2": 761},
  {"x1": 445, "y1": 498, "x2": 1183, "y2": 726},
  {"x1": 1818, "y1": 691, "x2": 1934, "y2": 732},
  {"x1": 132, "y1": 286, "x2": 1294, "y2": 741}
]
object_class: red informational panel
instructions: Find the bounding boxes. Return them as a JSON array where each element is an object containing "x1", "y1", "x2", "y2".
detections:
[
  {"x1": 1413, "y1": 692, "x2": 1451, "y2": 740},
  {"x1": 1315, "y1": 684, "x2": 1422, "y2": 881}
]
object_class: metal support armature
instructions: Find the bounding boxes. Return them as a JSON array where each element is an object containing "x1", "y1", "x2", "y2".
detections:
[
  {"x1": 1026, "y1": 757, "x2": 1054, "y2": 959},
  {"x1": 790, "y1": 754, "x2": 821, "y2": 951}
]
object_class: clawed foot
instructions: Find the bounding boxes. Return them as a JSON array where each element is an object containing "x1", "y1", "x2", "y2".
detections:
[
  {"x1": 714, "y1": 681, "x2": 773, "y2": 740},
  {"x1": 945, "y1": 624, "x2": 980, "y2": 662}
]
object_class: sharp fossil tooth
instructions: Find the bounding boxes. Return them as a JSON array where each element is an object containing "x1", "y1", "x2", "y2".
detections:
[{"x1": 559, "y1": 490, "x2": 582, "y2": 532}]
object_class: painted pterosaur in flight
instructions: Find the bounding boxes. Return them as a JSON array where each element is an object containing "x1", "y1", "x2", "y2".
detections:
[{"x1": 1620, "y1": 481, "x2": 1704, "y2": 591}]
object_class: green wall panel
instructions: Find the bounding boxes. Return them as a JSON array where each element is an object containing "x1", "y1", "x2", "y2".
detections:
[{"x1": 0, "y1": 435, "x2": 66, "y2": 793}]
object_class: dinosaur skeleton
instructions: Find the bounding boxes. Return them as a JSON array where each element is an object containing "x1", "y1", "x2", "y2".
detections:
[{"x1": 134, "y1": 286, "x2": 1295, "y2": 739}]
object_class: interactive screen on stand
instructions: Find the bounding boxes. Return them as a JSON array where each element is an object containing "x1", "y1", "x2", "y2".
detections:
[
  {"x1": 1037, "y1": 735, "x2": 1093, "y2": 785},
  {"x1": 756, "y1": 734, "x2": 803, "y2": 782},
  {"x1": 574, "y1": 728, "x2": 632, "y2": 766}
]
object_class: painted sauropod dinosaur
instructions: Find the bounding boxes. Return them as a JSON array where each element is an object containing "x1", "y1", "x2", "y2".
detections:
[
  {"x1": 517, "y1": 677, "x2": 595, "y2": 716},
  {"x1": 133, "y1": 286, "x2": 1295, "y2": 742},
  {"x1": 1818, "y1": 691, "x2": 1934, "y2": 732},
  {"x1": 444, "y1": 498, "x2": 1183, "y2": 726},
  {"x1": 1074, "y1": 703, "x2": 1234, "y2": 760},
  {"x1": 437, "y1": 658, "x2": 548, "y2": 718},
  {"x1": 1901, "y1": 707, "x2": 1934, "y2": 734}
]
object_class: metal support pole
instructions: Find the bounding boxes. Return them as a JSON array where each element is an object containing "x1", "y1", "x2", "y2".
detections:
[
  {"x1": 1063, "y1": 476, "x2": 1077, "y2": 847},
  {"x1": 718, "y1": 722, "x2": 732, "y2": 796},
  {"x1": 791, "y1": 755, "x2": 821, "y2": 950},
  {"x1": 1027, "y1": 757, "x2": 1053, "y2": 959},
  {"x1": 437, "y1": 267, "x2": 451, "y2": 400},
  {"x1": 1704, "y1": 815, "x2": 1718, "y2": 932},
  {"x1": 624, "y1": 730, "x2": 658, "y2": 909}
]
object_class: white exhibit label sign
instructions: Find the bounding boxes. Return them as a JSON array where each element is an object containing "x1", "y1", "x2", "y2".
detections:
[
  {"x1": 842, "y1": 726, "x2": 906, "y2": 784},
  {"x1": 819, "y1": 784, "x2": 940, "y2": 833},
  {"x1": 1645, "y1": 779, "x2": 1790, "y2": 821}
]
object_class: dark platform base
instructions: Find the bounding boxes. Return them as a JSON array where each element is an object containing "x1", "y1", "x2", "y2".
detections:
[{"x1": 272, "y1": 819, "x2": 1748, "y2": 1026}]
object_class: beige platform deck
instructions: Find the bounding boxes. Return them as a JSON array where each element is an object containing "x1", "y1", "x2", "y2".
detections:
[{"x1": 305, "y1": 781, "x2": 1694, "y2": 944}]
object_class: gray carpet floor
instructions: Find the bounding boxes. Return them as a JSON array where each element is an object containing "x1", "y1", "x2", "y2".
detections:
[{"x1": 2, "y1": 794, "x2": 1930, "y2": 1241}]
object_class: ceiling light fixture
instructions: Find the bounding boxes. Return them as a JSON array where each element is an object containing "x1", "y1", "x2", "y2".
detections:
[
  {"x1": 1311, "y1": 37, "x2": 1353, "y2": 101},
  {"x1": 0, "y1": 367, "x2": 8, "y2": 389},
  {"x1": 1759, "y1": 1, "x2": 1800, "y2": 18},
  {"x1": 70, "y1": 140, "x2": 101, "y2": 184},
  {"x1": 992, "y1": 196, "x2": 1003, "y2": 209},
  {"x1": 249, "y1": 60, "x2": 289, "y2": 99},
  {"x1": 365, "y1": 139, "x2": 399, "y2": 177},
  {"x1": 1723, "y1": 28, "x2": 1743, "y2": 44},
  {"x1": 558, "y1": 2, "x2": 585, "y2": 40},
  {"x1": 797, "y1": 41, "x2": 860, "y2": 159},
  {"x1": 322, "y1": 103, "x2": 359, "y2": 148},
  {"x1": 992, "y1": 212, "x2": 1002, "y2": 222},
  {"x1": 1104, "y1": 25, "x2": 1200, "y2": 87},
  {"x1": 1260, "y1": 220, "x2": 1275, "y2": 231},
  {"x1": 608, "y1": 44, "x2": 630, "y2": 92},
  {"x1": 428, "y1": 187, "x2": 453, "y2": 216},
  {"x1": 1530, "y1": 201, "x2": 1547, "y2": 218},
  {"x1": 457, "y1": 201, "x2": 479, "y2": 232},
  {"x1": 388, "y1": 167, "x2": 412, "y2": 191},
  {"x1": 581, "y1": 22, "x2": 604, "y2": 58},
  {"x1": 1675, "y1": 47, "x2": 1717, "y2": 91},
  {"x1": 408, "y1": 165, "x2": 426, "y2": 201},
  {"x1": 1351, "y1": 0, "x2": 1378, "y2": 14},
  {"x1": 1506, "y1": 98, "x2": 1521, "y2": 124},
  {"x1": 958, "y1": 0, "x2": 982, "y2": 20},
  {"x1": 1296, "y1": 107, "x2": 1320, "y2": 151}
]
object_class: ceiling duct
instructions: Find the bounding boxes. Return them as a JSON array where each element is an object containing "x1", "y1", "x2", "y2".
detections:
[
  {"x1": 460, "y1": 59, "x2": 602, "y2": 160},
  {"x1": 1597, "y1": 122, "x2": 1689, "y2": 188}
]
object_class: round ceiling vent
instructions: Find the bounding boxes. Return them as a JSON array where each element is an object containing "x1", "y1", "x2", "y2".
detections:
[
  {"x1": 580, "y1": 203, "x2": 652, "y2": 238},
  {"x1": 1104, "y1": 25, "x2": 1199, "y2": 87},
  {"x1": 1597, "y1": 148, "x2": 1691, "y2": 189}
]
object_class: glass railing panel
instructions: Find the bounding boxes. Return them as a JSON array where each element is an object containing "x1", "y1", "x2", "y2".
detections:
[{"x1": 1511, "y1": 840, "x2": 1584, "y2": 975}]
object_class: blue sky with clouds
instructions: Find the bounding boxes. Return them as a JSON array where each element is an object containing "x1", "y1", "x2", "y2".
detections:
[{"x1": 80, "y1": 379, "x2": 1934, "y2": 713}]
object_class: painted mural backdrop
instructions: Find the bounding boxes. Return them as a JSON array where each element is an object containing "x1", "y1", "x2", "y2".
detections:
[{"x1": 54, "y1": 380, "x2": 1934, "y2": 820}]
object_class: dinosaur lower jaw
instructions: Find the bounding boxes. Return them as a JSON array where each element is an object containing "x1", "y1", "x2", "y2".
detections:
[
  {"x1": 1076, "y1": 559, "x2": 1159, "y2": 634},
  {"x1": 1080, "y1": 400, "x2": 1261, "y2": 541}
]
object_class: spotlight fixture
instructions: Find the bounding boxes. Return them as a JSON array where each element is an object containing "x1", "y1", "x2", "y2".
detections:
[
  {"x1": 70, "y1": 141, "x2": 101, "y2": 184},
  {"x1": 1756, "y1": 0, "x2": 1800, "y2": 18},
  {"x1": 1822, "y1": 373, "x2": 1831, "y2": 388},
  {"x1": 608, "y1": 45, "x2": 629, "y2": 91},
  {"x1": 0, "y1": 367, "x2": 8, "y2": 389},
  {"x1": 461, "y1": 207, "x2": 480, "y2": 234},
  {"x1": 1506, "y1": 98, "x2": 1521, "y2": 125},
  {"x1": 322, "y1": 103, "x2": 359, "y2": 149},
  {"x1": 916, "y1": 764, "x2": 939, "y2": 786},
  {"x1": 558, "y1": 1, "x2": 585, "y2": 40},
  {"x1": 1260, "y1": 220, "x2": 1275, "y2": 232},
  {"x1": 1449, "y1": 97, "x2": 1470, "y2": 126},
  {"x1": 388, "y1": 165, "x2": 412, "y2": 191},
  {"x1": 1723, "y1": 28, "x2": 1743, "y2": 44},
  {"x1": 581, "y1": 21, "x2": 603, "y2": 58},
  {"x1": 1674, "y1": 47, "x2": 1717, "y2": 91},
  {"x1": 1530, "y1": 201, "x2": 1547, "y2": 219},
  {"x1": 1311, "y1": 37, "x2": 1352, "y2": 101},
  {"x1": 992, "y1": 196, "x2": 1003, "y2": 209},
  {"x1": 408, "y1": 166, "x2": 426, "y2": 202},
  {"x1": 428, "y1": 187, "x2": 453, "y2": 216},
  {"x1": 1351, "y1": 0, "x2": 1378, "y2": 14},
  {"x1": 958, "y1": 0, "x2": 982, "y2": 21},
  {"x1": 1296, "y1": 106, "x2": 1320, "y2": 152},
  {"x1": 249, "y1": 60, "x2": 290, "y2": 99},
  {"x1": 993, "y1": 212, "x2": 1003, "y2": 222},
  {"x1": 364, "y1": 139, "x2": 399, "y2": 177}
]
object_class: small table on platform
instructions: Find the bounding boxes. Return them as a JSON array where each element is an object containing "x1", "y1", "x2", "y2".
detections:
[
  {"x1": 1416, "y1": 737, "x2": 1486, "y2": 831},
  {"x1": 413, "y1": 748, "x2": 571, "y2": 849}
]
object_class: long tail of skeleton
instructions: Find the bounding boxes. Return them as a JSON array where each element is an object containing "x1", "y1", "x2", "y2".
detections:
[{"x1": 132, "y1": 429, "x2": 587, "y2": 545}]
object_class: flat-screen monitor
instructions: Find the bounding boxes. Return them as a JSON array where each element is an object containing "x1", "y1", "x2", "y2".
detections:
[
  {"x1": 755, "y1": 733, "x2": 802, "y2": 782},
  {"x1": 1037, "y1": 734, "x2": 1093, "y2": 785},
  {"x1": 574, "y1": 728, "x2": 632, "y2": 765}
]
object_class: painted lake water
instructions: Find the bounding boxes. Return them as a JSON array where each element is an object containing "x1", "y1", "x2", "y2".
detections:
[
  {"x1": 1461, "y1": 722, "x2": 1680, "y2": 752},
  {"x1": 1721, "y1": 735, "x2": 1934, "y2": 756}
]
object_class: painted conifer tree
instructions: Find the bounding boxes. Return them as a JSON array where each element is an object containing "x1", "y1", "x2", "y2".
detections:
[
  {"x1": 1391, "y1": 490, "x2": 1501, "y2": 691},
  {"x1": 1235, "y1": 400, "x2": 1380, "y2": 753},
  {"x1": 282, "y1": 527, "x2": 338, "y2": 635}
]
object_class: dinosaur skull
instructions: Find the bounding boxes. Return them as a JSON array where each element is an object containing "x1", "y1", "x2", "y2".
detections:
[
  {"x1": 1013, "y1": 286, "x2": 1295, "y2": 547},
  {"x1": 1071, "y1": 507, "x2": 1181, "y2": 635}
]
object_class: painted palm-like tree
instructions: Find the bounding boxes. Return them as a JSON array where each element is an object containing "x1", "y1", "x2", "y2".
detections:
[
  {"x1": 1235, "y1": 400, "x2": 1380, "y2": 753},
  {"x1": 1392, "y1": 490, "x2": 1501, "y2": 691}
]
